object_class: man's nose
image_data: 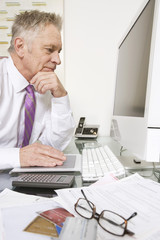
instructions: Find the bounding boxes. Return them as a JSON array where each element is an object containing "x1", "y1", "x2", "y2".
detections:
[{"x1": 51, "y1": 51, "x2": 61, "y2": 65}]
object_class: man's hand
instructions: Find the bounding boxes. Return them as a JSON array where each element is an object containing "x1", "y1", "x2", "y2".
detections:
[
  {"x1": 20, "y1": 142, "x2": 66, "y2": 167},
  {"x1": 30, "y1": 72, "x2": 67, "y2": 97}
]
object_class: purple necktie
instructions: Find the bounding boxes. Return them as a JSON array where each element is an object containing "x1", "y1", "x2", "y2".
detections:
[{"x1": 21, "y1": 85, "x2": 36, "y2": 147}]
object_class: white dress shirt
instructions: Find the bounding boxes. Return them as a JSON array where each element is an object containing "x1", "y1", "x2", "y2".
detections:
[{"x1": 0, "y1": 56, "x2": 75, "y2": 169}]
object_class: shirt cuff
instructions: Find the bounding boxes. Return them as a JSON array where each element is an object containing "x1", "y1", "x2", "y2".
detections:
[
  {"x1": 51, "y1": 94, "x2": 72, "y2": 115},
  {"x1": 0, "y1": 148, "x2": 20, "y2": 169}
]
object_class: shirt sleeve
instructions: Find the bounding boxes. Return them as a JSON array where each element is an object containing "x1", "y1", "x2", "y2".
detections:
[
  {"x1": 0, "y1": 148, "x2": 20, "y2": 169},
  {"x1": 39, "y1": 94, "x2": 75, "y2": 151}
]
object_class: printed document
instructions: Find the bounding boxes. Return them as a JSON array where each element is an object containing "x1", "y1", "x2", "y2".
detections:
[{"x1": 56, "y1": 173, "x2": 160, "y2": 240}]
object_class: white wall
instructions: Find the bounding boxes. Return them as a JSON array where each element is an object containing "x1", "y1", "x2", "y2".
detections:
[{"x1": 64, "y1": 0, "x2": 148, "y2": 136}]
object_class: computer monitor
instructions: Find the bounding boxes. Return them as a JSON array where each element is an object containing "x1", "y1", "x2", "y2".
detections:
[{"x1": 111, "y1": 0, "x2": 160, "y2": 162}]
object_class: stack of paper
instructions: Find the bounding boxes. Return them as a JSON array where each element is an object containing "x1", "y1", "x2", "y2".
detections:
[
  {"x1": 0, "y1": 188, "x2": 98, "y2": 240},
  {"x1": 55, "y1": 173, "x2": 160, "y2": 240},
  {"x1": 1, "y1": 173, "x2": 160, "y2": 240},
  {"x1": 0, "y1": 189, "x2": 66, "y2": 240}
]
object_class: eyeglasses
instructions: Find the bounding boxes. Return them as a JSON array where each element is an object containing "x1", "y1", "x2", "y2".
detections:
[{"x1": 74, "y1": 189, "x2": 137, "y2": 237}]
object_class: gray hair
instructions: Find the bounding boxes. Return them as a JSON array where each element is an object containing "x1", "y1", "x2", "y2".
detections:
[{"x1": 8, "y1": 10, "x2": 62, "y2": 52}]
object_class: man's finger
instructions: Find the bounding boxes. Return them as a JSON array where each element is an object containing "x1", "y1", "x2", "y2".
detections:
[{"x1": 32, "y1": 143, "x2": 66, "y2": 161}]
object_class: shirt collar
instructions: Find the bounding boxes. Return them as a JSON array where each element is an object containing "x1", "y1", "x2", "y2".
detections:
[{"x1": 7, "y1": 56, "x2": 29, "y2": 93}]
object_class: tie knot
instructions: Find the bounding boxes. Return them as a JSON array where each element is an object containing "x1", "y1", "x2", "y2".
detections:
[
  {"x1": 25, "y1": 84, "x2": 36, "y2": 106},
  {"x1": 26, "y1": 85, "x2": 34, "y2": 94}
]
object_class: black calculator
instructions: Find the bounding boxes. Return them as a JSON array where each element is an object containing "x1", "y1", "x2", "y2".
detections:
[{"x1": 12, "y1": 173, "x2": 75, "y2": 189}]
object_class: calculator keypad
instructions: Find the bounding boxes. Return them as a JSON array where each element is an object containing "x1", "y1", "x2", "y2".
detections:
[{"x1": 12, "y1": 173, "x2": 74, "y2": 188}]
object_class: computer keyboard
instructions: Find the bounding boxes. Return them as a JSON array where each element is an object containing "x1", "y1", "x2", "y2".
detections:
[{"x1": 82, "y1": 145, "x2": 125, "y2": 182}]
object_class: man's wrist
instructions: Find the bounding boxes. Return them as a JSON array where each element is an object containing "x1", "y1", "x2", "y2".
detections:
[{"x1": 51, "y1": 89, "x2": 67, "y2": 98}]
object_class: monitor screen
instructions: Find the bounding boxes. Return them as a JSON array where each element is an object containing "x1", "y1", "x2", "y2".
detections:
[{"x1": 113, "y1": 0, "x2": 155, "y2": 118}]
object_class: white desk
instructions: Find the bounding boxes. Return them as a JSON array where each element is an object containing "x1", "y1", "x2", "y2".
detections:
[
  {"x1": 1, "y1": 137, "x2": 160, "y2": 240},
  {"x1": 65, "y1": 136, "x2": 160, "y2": 183},
  {"x1": 0, "y1": 136, "x2": 160, "y2": 195}
]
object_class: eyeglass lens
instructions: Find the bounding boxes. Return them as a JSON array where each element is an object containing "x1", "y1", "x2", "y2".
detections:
[
  {"x1": 76, "y1": 198, "x2": 94, "y2": 219},
  {"x1": 99, "y1": 211, "x2": 126, "y2": 236}
]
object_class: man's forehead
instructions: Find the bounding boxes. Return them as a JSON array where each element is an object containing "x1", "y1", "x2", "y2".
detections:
[
  {"x1": 36, "y1": 27, "x2": 62, "y2": 48},
  {"x1": 37, "y1": 24, "x2": 61, "y2": 37}
]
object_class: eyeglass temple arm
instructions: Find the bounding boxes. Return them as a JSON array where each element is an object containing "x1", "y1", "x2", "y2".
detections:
[
  {"x1": 81, "y1": 189, "x2": 93, "y2": 210},
  {"x1": 125, "y1": 228, "x2": 135, "y2": 236},
  {"x1": 77, "y1": 204, "x2": 92, "y2": 213},
  {"x1": 101, "y1": 215, "x2": 135, "y2": 236},
  {"x1": 126, "y1": 212, "x2": 137, "y2": 221},
  {"x1": 124, "y1": 212, "x2": 137, "y2": 236},
  {"x1": 101, "y1": 211, "x2": 137, "y2": 227},
  {"x1": 101, "y1": 215, "x2": 125, "y2": 228}
]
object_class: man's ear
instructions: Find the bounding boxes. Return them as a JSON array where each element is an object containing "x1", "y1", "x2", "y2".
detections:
[{"x1": 14, "y1": 37, "x2": 26, "y2": 57}]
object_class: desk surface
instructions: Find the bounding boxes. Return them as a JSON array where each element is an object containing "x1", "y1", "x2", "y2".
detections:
[
  {"x1": 1, "y1": 136, "x2": 160, "y2": 195},
  {"x1": 65, "y1": 136, "x2": 160, "y2": 182}
]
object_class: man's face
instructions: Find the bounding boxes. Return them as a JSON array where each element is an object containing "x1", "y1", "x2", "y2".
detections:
[{"x1": 23, "y1": 24, "x2": 62, "y2": 80}]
